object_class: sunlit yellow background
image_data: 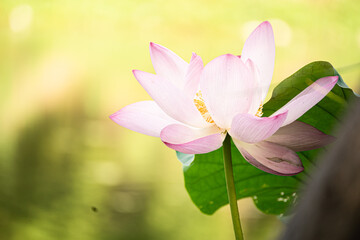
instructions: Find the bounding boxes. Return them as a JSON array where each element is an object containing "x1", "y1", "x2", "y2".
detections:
[{"x1": 1, "y1": 0, "x2": 359, "y2": 239}]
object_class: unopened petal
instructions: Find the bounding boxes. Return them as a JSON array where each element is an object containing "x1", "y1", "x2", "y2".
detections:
[
  {"x1": 200, "y1": 54, "x2": 255, "y2": 129},
  {"x1": 266, "y1": 121, "x2": 335, "y2": 151},
  {"x1": 229, "y1": 111, "x2": 288, "y2": 143},
  {"x1": 270, "y1": 76, "x2": 338, "y2": 126},
  {"x1": 133, "y1": 70, "x2": 208, "y2": 128},
  {"x1": 241, "y1": 21, "x2": 275, "y2": 102},
  {"x1": 161, "y1": 124, "x2": 224, "y2": 154},
  {"x1": 233, "y1": 138, "x2": 304, "y2": 176},
  {"x1": 149, "y1": 42, "x2": 188, "y2": 88},
  {"x1": 110, "y1": 101, "x2": 179, "y2": 137}
]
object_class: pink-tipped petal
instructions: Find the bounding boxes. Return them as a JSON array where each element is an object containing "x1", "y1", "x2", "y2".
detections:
[
  {"x1": 161, "y1": 124, "x2": 224, "y2": 154},
  {"x1": 241, "y1": 21, "x2": 275, "y2": 102},
  {"x1": 149, "y1": 42, "x2": 188, "y2": 88},
  {"x1": 133, "y1": 70, "x2": 208, "y2": 128},
  {"x1": 271, "y1": 76, "x2": 338, "y2": 126},
  {"x1": 233, "y1": 138, "x2": 304, "y2": 176},
  {"x1": 229, "y1": 111, "x2": 288, "y2": 143},
  {"x1": 266, "y1": 121, "x2": 336, "y2": 152},
  {"x1": 200, "y1": 54, "x2": 256, "y2": 129},
  {"x1": 183, "y1": 53, "x2": 203, "y2": 97},
  {"x1": 110, "y1": 101, "x2": 179, "y2": 137}
]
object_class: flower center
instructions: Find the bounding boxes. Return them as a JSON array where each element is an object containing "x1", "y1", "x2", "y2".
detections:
[
  {"x1": 194, "y1": 91, "x2": 263, "y2": 122},
  {"x1": 194, "y1": 91, "x2": 214, "y2": 124},
  {"x1": 255, "y1": 104, "x2": 263, "y2": 117}
]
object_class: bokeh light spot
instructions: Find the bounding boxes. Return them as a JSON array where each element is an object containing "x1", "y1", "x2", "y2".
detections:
[{"x1": 9, "y1": 4, "x2": 33, "y2": 33}]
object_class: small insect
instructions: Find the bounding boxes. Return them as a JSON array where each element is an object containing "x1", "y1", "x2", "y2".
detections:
[{"x1": 91, "y1": 206, "x2": 98, "y2": 213}]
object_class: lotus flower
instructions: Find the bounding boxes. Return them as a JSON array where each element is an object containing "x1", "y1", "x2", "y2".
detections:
[{"x1": 110, "y1": 21, "x2": 337, "y2": 176}]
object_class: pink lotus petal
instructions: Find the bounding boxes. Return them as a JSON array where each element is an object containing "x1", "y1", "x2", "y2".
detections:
[
  {"x1": 241, "y1": 21, "x2": 275, "y2": 102},
  {"x1": 110, "y1": 101, "x2": 179, "y2": 137},
  {"x1": 133, "y1": 70, "x2": 209, "y2": 128},
  {"x1": 161, "y1": 124, "x2": 221, "y2": 143},
  {"x1": 233, "y1": 138, "x2": 304, "y2": 176},
  {"x1": 229, "y1": 111, "x2": 288, "y2": 143},
  {"x1": 245, "y1": 58, "x2": 263, "y2": 115},
  {"x1": 183, "y1": 53, "x2": 203, "y2": 97},
  {"x1": 238, "y1": 148, "x2": 292, "y2": 176},
  {"x1": 271, "y1": 76, "x2": 338, "y2": 126},
  {"x1": 266, "y1": 121, "x2": 335, "y2": 151},
  {"x1": 149, "y1": 42, "x2": 188, "y2": 89},
  {"x1": 200, "y1": 54, "x2": 255, "y2": 129},
  {"x1": 161, "y1": 124, "x2": 225, "y2": 154},
  {"x1": 163, "y1": 134, "x2": 224, "y2": 154}
]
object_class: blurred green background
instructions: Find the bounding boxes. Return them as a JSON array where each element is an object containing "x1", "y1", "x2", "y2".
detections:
[{"x1": 0, "y1": 0, "x2": 359, "y2": 239}]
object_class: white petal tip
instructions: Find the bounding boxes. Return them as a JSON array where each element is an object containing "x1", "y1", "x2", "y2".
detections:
[
  {"x1": 109, "y1": 112, "x2": 117, "y2": 121},
  {"x1": 149, "y1": 42, "x2": 163, "y2": 51},
  {"x1": 319, "y1": 75, "x2": 338, "y2": 85},
  {"x1": 190, "y1": 52, "x2": 202, "y2": 62},
  {"x1": 132, "y1": 69, "x2": 143, "y2": 78},
  {"x1": 258, "y1": 21, "x2": 273, "y2": 29},
  {"x1": 109, "y1": 110, "x2": 124, "y2": 126}
]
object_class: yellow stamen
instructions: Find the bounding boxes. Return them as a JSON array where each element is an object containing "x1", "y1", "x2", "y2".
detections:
[
  {"x1": 255, "y1": 104, "x2": 263, "y2": 117},
  {"x1": 194, "y1": 91, "x2": 214, "y2": 123}
]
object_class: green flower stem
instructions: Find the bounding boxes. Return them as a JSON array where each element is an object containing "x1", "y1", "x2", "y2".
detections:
[{"x1": 223, "y1": 134, "x2": 244, "y2": 240}]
